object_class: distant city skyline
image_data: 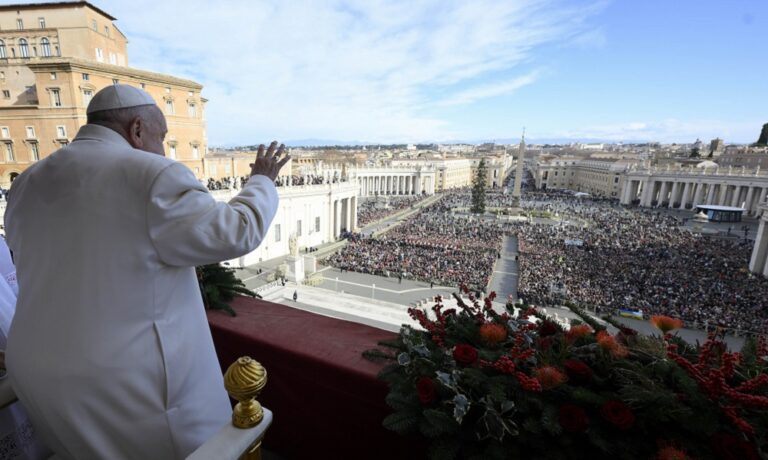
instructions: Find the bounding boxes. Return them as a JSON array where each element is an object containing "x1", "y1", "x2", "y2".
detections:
[{"x1": 7, "y1": 0, "x2": 765, "y2": 145}]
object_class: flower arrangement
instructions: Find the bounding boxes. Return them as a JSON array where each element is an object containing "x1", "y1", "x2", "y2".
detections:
[{"x1": 370, "y1": 288, "x2": 768, "y2": 459}]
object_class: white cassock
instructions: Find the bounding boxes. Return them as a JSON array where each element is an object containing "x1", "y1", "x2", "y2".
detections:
[{"x1": 4, "y1": 124, "x2": 278, "y2": 459}]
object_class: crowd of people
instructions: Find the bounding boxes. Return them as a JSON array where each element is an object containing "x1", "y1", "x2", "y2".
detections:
[
  {"x1": 326, "y1": 180, "x2": 767, "y2": 334},
  {"x1": 356, "y1": 196, "x2": 426, "y2": 227},
  {"x1": 325, "y1": 192, "x2": 507, "y2": 289},
  {"x1": 205, "y1": 174, "x2": 339, "y2": 191},
  {"x1": 514, "y1": 194, "x2": 768, "y2": 334}
]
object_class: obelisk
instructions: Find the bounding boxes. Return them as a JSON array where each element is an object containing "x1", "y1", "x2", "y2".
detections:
[{"x1": 512, "y1": 128, "x2": 526, "y2": 203}]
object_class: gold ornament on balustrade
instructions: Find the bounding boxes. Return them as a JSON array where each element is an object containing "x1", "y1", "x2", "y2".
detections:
[{"x1": 224, "y1": 356, "x2": 267, "y2": 429}]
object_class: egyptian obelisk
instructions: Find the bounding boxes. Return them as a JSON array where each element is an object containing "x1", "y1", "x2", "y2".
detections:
[{"x1": 512, "y1": 128, "x2": 525, "y2": 203}]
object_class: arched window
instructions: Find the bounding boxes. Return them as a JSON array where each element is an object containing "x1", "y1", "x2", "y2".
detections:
[
  {"x1": 19, "y1": 38, "x2": 29, "y2": 58},
  {"x1": 0, "y1": 40, "x2": 5, "y2": 59},
  {"x1": 41, "y1": 38, "x2": 50, "y2": 57}
]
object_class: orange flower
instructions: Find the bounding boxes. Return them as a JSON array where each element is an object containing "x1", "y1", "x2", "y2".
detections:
[
  {"x1": 534, "y1": 366, "x2": 568, "y2": 390},
  {"x1": 650, "y1": 315, "x2": 684, "y2": 333},
  {"x1": 596, "y1": 331, "x2": 629, "y2": 358},
  {"x1": 565, "y1": 324, "x2": 592, "y2": 343},
  {"x1": 657, "y1": 446, "x2": 690, "y2": 460},
  {"x1": 479, "y1": 323, "x2": 507, "y2": 345}
]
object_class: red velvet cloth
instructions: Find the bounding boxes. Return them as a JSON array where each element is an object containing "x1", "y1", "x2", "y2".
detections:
[{"x1": 207, "y1": 297, "x2": 424, "y2": 459}]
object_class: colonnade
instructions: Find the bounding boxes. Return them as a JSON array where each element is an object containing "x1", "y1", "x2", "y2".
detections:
[
  {"x1": 356, "y1": 174, "x2": 433, "y2": 197},
  {"x1": 331, "y1": 196, "x2": 357, "y2": 236},
  {"x1": 621, "y1": 177, "x2": 768, "y2": 217}
]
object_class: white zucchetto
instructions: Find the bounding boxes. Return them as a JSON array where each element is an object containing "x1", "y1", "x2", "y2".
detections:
[{"x1": 86, "y1": 84, "x2": 157, "y2": 114}]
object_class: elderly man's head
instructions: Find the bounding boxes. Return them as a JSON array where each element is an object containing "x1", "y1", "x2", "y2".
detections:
[
  {"x1": 88, "y1": 105, "x2": 167, "y2": 156},
  {"x1": 86, "y1": 85, "x2": 168, "y2": 156}
]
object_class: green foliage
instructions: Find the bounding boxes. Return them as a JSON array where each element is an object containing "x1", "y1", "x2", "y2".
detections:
[
  {"x1": 368, "y1": 293, "x2": 768, "y2": 459},
  {"x1": 471, "y1": 159, "x2": 487, "y2": 214},
  {"x1": 196, "y1": 263, "x2": 260, "y2": 316}
]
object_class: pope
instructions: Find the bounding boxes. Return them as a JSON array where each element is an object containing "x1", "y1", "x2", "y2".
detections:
[{"x1": 3, "y1": 85, "x2": 289, "y2": 459}]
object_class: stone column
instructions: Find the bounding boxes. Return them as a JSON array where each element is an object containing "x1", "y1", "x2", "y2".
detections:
[
  {"x1": 692, "y1": 182, "x2": 705, "y2": 207},
  {"x1": 759, "y1": 188, "x2": 768, "y2": 210},
  {"x1": 718, "y1": 184, "x2": 728, "y2": 205},
  {"x1": 350, "y1": 196, "x2": 357, "y2": 231},
  {"x1": 731, "y1": 186, "x2": 743, "y2": 207},
  {"x1": 658, "y1": 181, "x2": 670, "y2": 207},
  {"x1": 744, "y1": 187, "x2": 755, "y2": 215},
  {"x1": 640, "y1": 180, "x2": 652, "y2": 207},
  {"x1": 334, "y1": 199, "x2": 342, "y2": 238},
  {"x1": 415, "y1": 174, "x2": 423, "y2": 195},
  {"x1": 668, "y1": 182, "x2": 680, "y2": 208},
  {"x1": 753, "y1": 217, "x2": 768, "y2": 273},
  {"x1": 679, "y1": 182, "x2": 692, "y2": 209},
  {"x1": 706, "y1": 183, "x2": 716, "y2": 205}
]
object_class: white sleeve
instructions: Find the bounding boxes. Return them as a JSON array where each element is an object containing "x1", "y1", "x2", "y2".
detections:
[{"x1": 147, "y1": 163, "x2": 278, "y2": 267}]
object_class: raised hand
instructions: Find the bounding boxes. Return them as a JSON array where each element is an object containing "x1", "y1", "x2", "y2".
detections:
[{"x1": 249, "y1": 141, "x2": 291, "y2": 181}]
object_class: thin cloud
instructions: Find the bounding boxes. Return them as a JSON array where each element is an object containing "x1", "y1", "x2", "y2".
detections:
[
  {"x1": 82, "y1": 0, "x2": 607, "y2": 143},
  {"x1": 436, "y1": 71, "x2": 541, "y2": 106},
  {"x1": 554, "y1": 119, "x2": 763, "y2": 143}
]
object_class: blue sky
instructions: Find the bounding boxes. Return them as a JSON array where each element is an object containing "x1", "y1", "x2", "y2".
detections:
[{"x1": 21, "y1": 1, "x2": 768, "y2": 144}]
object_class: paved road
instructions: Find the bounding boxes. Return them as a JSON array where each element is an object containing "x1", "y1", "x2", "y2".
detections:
[
  {"x1": 487, "y1": 236, "x2": 519, "y2": 301},
  {"x1": 315, "y1": 266, "x2": 457, "y2": 305}
]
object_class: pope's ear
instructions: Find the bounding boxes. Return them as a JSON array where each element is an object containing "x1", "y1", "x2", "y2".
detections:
[{"x1": 127, "y1": 117, "x2": 143, "y2": 148}]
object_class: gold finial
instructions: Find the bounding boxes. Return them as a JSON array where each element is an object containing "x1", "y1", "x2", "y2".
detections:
[{"x1": 224, "y1": 356, "x2": 268, "y2": 428}]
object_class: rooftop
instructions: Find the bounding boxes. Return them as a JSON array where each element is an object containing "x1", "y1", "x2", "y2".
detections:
[{"x1": 0, "y1": 1, "x2": 116, "y2": 20}]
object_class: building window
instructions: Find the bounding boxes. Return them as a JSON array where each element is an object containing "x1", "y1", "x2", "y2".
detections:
[
  {"x1": 2, "y1": 90, "x2": 9, "y2": 99},
  {"x1": 41, "y1": 38, "x2": 51, "y2": 57},
  {"x1": 168, "y1": 144, "x2": 176, "y2": 159},
  {"x1": 91, "y1": 19, "x2": 97, "y2": 31},
  {"x1": 112, "y1": 78, "x2": 119, "y2": 85},
  {"x1": 16, "y1": 19, "x2": 23, "y2": 30},
  {"x1": 38, "y1": 17, "x2": 46, "y2": 28},
  {"x1": 274, "y1": 224, "x2": 281, "y2": 242},
  {"x1": 5, "y1": 143, "x2": 15, "y2": 162},
  {"x1": 29, "y1": 142, "x2": 39, "y2": 161},
  {"x1": 0, "y1": 127, "x2": 9, "y2": 138},
  {"x1": 82, "y1": 89, "x2": 93, "y2": 105},
  {"x1": 54, "y1": 45, "x2": 59, "y2": 56},
  {"x1": 50, "y1": 88, "x2": 61, "y2": 107},
  {"x1": 95, "y1": 47, "x2": 103, "y2": 61},
  {"x1": 296, "y1": 220, "x2": 302, "y2": 237},
  {"x1": 82, "y1": 73, "x2": 89, "y2": 81},
  {"x1": 109, "y1": 52, "x2": 116, "y2": 64},
  {"x1": 165, "y1": 100, "x2": 174, "y2": 115},
  {"x1": 187, "y1": 103, "x2": 196, "y2": 117},
  {"x1": 56, "y1": 125, "x2": 66, "y2": 139},
  {"x1": 50, "y1": 72, "x2": 56, "y2": 80},
  {"x1": 0, "y1": 40, "x2": 6, "y2": 58},
  {"x1": 315, "y1": 217, "x2": 320, "y2": 232},
  {"x1": 19, "y1": 38, "x2": 29, "y2": 58},
  {"x1": 165, "y1": 86, "x2": 171, "y2": 93},
  {"x1": 25, "y1": 126, "x2": 35, "y2": 138},
  {"x1": 140, "y1": 82, "x2": 145, "y2": 89},
  {"x1": 104, "y1": 26, "x2": 110, "y2": 37},
  {"x1": 191, "y1": 144, "x2": 199, "y2": 159}
]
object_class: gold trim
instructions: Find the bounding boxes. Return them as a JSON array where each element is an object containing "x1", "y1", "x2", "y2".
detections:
[{"x1": 224, "y1": 356, "x2": 267, "y2": 429}]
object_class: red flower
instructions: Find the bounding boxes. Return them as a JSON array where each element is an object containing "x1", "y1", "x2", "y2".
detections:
[
  {"x1": 656, "y1": 446, "x2": 690, "y2": 460},
  {"x1": 711, "y1": 432, "x2": 760, "y2": 460},
  {"x1": 415, "y1": 377, "x2": 436, "y2": 404},
  {"x1": 534, "y1": 366, "x2": 568, "y2": 390},
  {"x1": 596, "y1": 331, "x2": 629, "y2": 358},
  {"x1": 600, "y1": 400, "x2": 635, "y2": 430},
  {"x1": 538, "y1": 320, "x2": 559, "y2": 337},
  {"x1": 650, "y1": 315, "x2": 684, "y2": 333},
  {"x1": 565, "y1": 324, "x2": 593, "y2": 343},
  {"x1": 453, "y1": 344, "x2": 478, "y2": 366},
  {"x1": 558, "y1": 405, "x2": 589, "y2": 433},
  {"x1": 479, "y1": 323, "x2": 507, "y2": 345},
  {"x1": 563, "y1": 359, "x2": 593, "y2": 384}
]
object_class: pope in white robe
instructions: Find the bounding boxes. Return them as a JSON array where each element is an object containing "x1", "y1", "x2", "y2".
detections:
[{"x1": 3, "y1": 85, "x2": 287, "y2": 459}]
